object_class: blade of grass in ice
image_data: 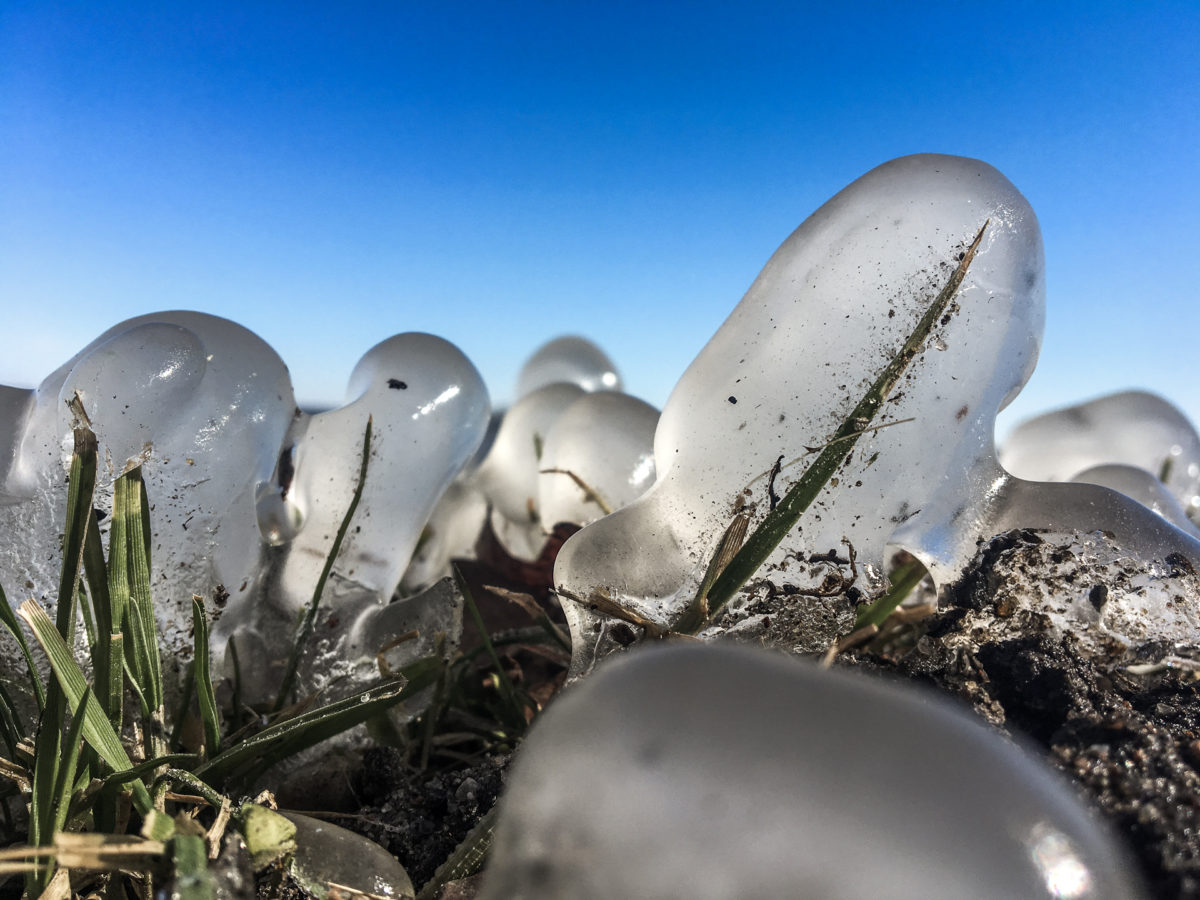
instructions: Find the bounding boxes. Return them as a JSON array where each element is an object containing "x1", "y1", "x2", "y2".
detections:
[
  {"x1": 81, "y1": 514, "x2": 122, "y2": 725},
  {"x1": 17, "y1": 600, "x2": 153, "y2": 815},
  {"x1": 853, "y1": 557, "x2": 929, "y2": 630},
  {"x1": 702, "y1": 221, "x2": 988, "y2": 623},
  {"x1": 56, "y1": 427, "x2": 98, "y2": 642},
  {"x1": 117, "y1": 468, "x2": 165, "y2": 753},
  {"x1": 0, "y1": 582, "x2": 45, "y2": 712},
  {"x1": 168, "y1": 660, "x2": 197, "y2": 750},
  {"x1": 199, "y1": 676, "x2": 410, "y2": 787},
  {"x1": 272, "y1": 416, "x2": 372, "y2": 713},
  {"x1": 192, "y1": 598, "x2": 221, "y2": 756}
]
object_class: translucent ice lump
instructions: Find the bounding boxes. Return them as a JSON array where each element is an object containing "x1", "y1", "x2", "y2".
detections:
[
  {"x1": 217, "y1": 332, "x2": 490, "y2": 701},
  {"x1": 0, "y1": 312, "x2": 295, "y2": 678},
  {"x1": 0, "y1": 313, "x2": 490, "y2": 708},
  {"x1": 1001, "y1": 390, "x2": 1200, "y2": 521},
  {"x1": 554, "y1": 154, "x2": 1045, "y2": 657},
  {"x1": 481, "y1": 643, "x2": 1145, "y2": 900},
  {"x1": 554, "y1": 154, "x2": 1200, "y2": 673},
  {"x1": 516, "y1": 335, "x2": 621, "y2": 397},
  {"x1": 538, "y1": 391, "x2": 658, "y2": 529}
]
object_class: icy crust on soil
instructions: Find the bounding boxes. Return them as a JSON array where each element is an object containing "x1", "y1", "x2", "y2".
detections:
[
  {"x1": 480, "y1": 643, "x2": 1146, "y2": 900},
  {"x1": 0, "y1": 313, "x2": 490, "y2": 707},
  {"x1": 554, "y1": 153, "x2": 1200, "y2": 677}
]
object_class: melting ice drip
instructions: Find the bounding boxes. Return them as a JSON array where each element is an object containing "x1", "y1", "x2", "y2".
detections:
[
  {"x1": 0, "y1": 312, "x2": 491, "y2": 707},
  {"x1": 552, "y1": 153, "x2": 1200, "y2": 676}
]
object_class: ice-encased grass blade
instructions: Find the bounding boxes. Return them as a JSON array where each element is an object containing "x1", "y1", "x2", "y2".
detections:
[
  {"x1": 114, "y1": 468, "x2": 166, "y2": 757},
  {"x1": 56, "y1": 427, "x2": 98, "y2": 642},
  {"x1": 700, "y1": 220, "x2": 988, "y2": 623},
  {"x1": 853, "y1": 557, "x2": 927, "y2": 629},
  {"x1": 81, "y1": 514, "x2": 121, "y2": 726},
  {"x1": 197, "y1": 676, "x2": 414, "y2": 787},
  {"x1": 169, "y1": 832, "x2": 214, "y2": 900},
  {"x1": 272, "y1": 416, "x2": 373, "y2": 713},
  {"x1": 17, "y1": 600, "x2": 153, "y2": 815},
  {"x1": 191, "y1": 598, "x2": 221, "y2": 756}
]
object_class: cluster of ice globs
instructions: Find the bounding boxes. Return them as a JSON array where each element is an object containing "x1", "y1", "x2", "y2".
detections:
[{"x1": 2, "y1": 153, "x2": 1197, "y2": 895}]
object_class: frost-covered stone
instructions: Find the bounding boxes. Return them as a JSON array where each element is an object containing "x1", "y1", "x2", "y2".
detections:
[
  {"x1": 516, "y1": 336, "x2": 621, "y2": 397},
  {"x1": 538, "y1": 391, "x2": 658, "y2": 529},
  {"x1": 481, "y1": 643, "x2": 1145, "y2": 900},
  {"x1": 1001, "y1": 391, "x2": 1200, "y2": 521}
]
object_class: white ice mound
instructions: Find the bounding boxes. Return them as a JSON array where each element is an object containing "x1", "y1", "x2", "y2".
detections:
[
  {"x1": 0, "y1": 314, "x2": 490, "y2": 711},
  {"x1": 480, "y1": 643, "x2": 1145, "y2": 900},
  {"x1": 554, "y1": 154, "x2": 1046, "y2": 656},
  {"x1": 538, "y1": 391, "x2": 658, "y2": 530},
  {"x1": 473, "y1": 382, "x2": 585, "y2": 558},
  {"x1": 1001, "y1": 390, "x2": 1200, "y2": 521},
  {"x1": 0, "y1": 311, "x2": 295, "y2": 674},
  {"x1": 516, "y1": 335, "x2": 621, "y2": 397},
  {"x1": 218, "y1": 332, "x2": 490, "y2": 701}
]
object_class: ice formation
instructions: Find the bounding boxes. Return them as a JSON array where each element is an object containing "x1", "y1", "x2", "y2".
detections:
[
  {"x1": 1001, "y1": 390, "x2": 1200, "y2": 521},
  {"x1": 0, "y1": 312, "x2": 295, "y2": 694},
  {"x1": 538, "y1": 391, "x2": 658, "y2": 530},
  {"x1": 0, "y1": 313, "x2": 490, "y2": 708},
  {"x1": 516, "y1": 335, "x2": 621, "y2": 397},
  {"x1": 481, "y1": 643, "x2": 1145, "y2": 900},
  {"x1": 553, "y1": 154, "x2": 1200, "y2": 674}
]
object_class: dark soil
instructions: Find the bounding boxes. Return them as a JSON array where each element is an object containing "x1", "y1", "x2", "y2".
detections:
[
  {"x1": 348, "y1": 748, "x2": 508, "y2": 890},
  {"x1": 842, "y1": 530, "x2": 1200, "y2": 898}
]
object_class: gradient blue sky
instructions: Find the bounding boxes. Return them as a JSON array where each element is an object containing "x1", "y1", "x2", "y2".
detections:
[{"x1": 2, "y1": 2, "x2": 1197, "y2": 436}]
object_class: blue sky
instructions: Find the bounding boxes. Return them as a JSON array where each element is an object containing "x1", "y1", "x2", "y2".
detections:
[{"x1": 2, "y1": 2, "x2": 1197, "y2": 436}]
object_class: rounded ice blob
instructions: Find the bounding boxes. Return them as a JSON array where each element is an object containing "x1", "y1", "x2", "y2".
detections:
[
  {"x1": 481, "y1": 643, "x2": 1145, "y2": 900},
  {"x1": 516, "y1": 335, "x2": 621, "y2": 397}
]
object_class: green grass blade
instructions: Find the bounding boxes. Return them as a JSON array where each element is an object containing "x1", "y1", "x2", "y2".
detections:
[
  {"x1": 191, "y1": 598, "x2": 221, "y2": 756},
  {"x1": 0, "y1": 682, "x2": 25, "y2": 756},
  {"x1": 51, "y1": 687, "x2": 91, "y2": 834},
  {"x1": 56, "y1": 427, "x2": 98, "y2": 641},
  {"x1": 854, "y1": 557, "x2": 929, "y2": 630},
  {"x1": 198, "y1": 677, "x2": 411, "y2": 787},
  {"x1": 18, "y1": 600, "x2": 152, "y2": 815},
  {"x1": 272, "y1": 416, "x2": 373, "y2": 713},
  {"x1": 169, "y1": 832, "x2": 215, "y2": 899},
  {"x1": 454, "y1": 566, "x2": 526, "y2": 731},
  {"x1": 121, "y1": 469, "x2": 164, "y2": 717},
  {"x1": 0, "y1": 582, "x2": 46, "y2": 712},
  {"x1": 703, "y1": 221, "x2": 988, "y2": 621},
  {"x1": 27, "y1": 685, "x2": 63, "y2": 896}
]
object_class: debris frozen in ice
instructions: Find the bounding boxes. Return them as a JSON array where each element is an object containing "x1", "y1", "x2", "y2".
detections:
[
  {"x1": 950, "y1": 529, "x2": 1200, "y2": 662},
  {"x1": 0, "y1": 312, "x2": 295, "y2": 685},
  {"x1": 218, "y1": 332, "x2": 490, "y2": 702},
  {"x1": 516, "y1": 336, "x2": 621, "y2": 397},
  {"x1": 554, "y1": 154, "x2": 1047, "y2": 670},
  {"x1": 1001, "y1": 391, "x2": 1200, "y2": 521},
  {"x1": 473, "y1": 382, "x2": 585, "y2": 558},
  {"x1": 538, "y1": 391, "x2": 659, "y2": 530},
  {"x1": 481, "y1": 643, "x2": 1145, "y2": 900}
]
